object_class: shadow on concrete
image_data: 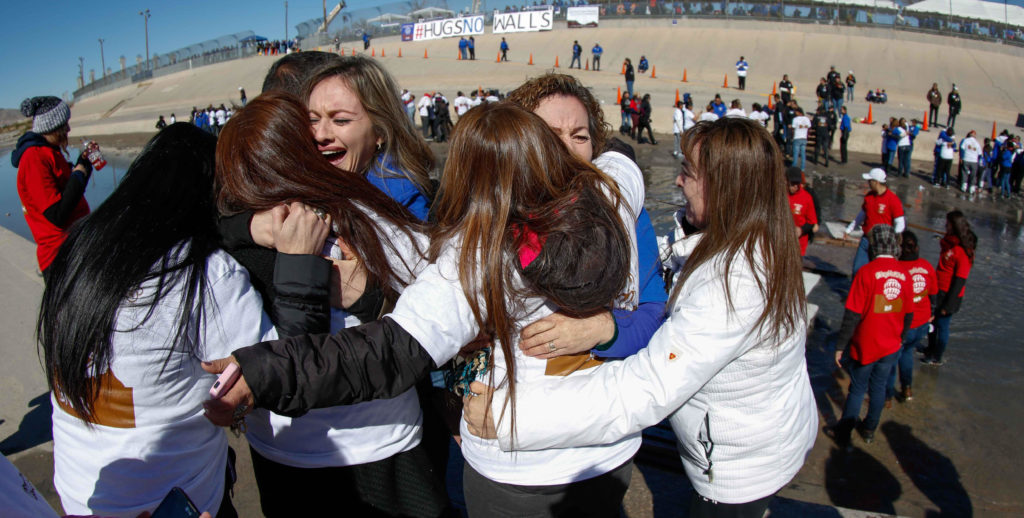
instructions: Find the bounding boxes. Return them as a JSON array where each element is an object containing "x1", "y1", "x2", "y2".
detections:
[
  {"x1": 636, "y1": 461, "x2": 690, "y2": 517},
  {"x1": 824, "y1": 446, "x2": 902, "y2": 515},
  {"x1": 880, "y1": 422, "x2": 973, "y2": 517},
  {"x1": 0, "y1": 393, "x2": 52, "y2": 455}
]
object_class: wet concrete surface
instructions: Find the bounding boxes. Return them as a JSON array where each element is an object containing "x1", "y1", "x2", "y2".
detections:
[{"x1": 4, "y1": 132, "x2": 1024, "y2": 517}]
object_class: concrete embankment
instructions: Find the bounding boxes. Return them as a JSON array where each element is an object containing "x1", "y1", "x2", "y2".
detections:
[{"x1": 69, "y1": 18, "x2": 1024, "y2": 158}]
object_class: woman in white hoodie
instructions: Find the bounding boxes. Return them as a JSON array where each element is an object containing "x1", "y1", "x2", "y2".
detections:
[{"x1": 464, "y1": 117, "x2": 818, "y2": 518}]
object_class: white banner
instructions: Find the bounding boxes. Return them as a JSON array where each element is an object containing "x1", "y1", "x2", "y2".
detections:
[
  {"x1": 411, "y1": 15, "x2": 485, "y2": 41},
  {"x1": 566, "y1": 6, "x2": 599, "y2": 28},
  {"x1": 492, "y1": 7, "x2": 554, "y2": 34}
]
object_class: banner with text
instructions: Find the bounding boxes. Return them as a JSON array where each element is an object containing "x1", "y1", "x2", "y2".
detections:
[
  {"x1": 567, "y1": 6, "x2": 599, "y2": 28},
  {"x1": 492, "y1": 7, "x2": 554, "y2": 34},
  {"x1": 408, "y1": 15, "x2": 485, "y2": 41}
]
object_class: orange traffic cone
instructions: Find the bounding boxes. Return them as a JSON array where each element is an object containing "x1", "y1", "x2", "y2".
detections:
[
  {"x1": 723, "y1": 74, "x2": 729, "y2": 88},
  {"x1": 371, "y1": 48, "x2": 375, "y2": 57},
  {"x1": 458, "y1": 51, "x2": 462, "y2": 60},
  {"x1": 496, "y1": 52, "x2": 500, "y2": 63},
  {"x1": 864, "y1": 104, "x2": 874, "y2": 124},
  {"x1": 339, "y1": 48, "x2": 345, "y2": 56},
  {"x1": 651, "y1": 65, "x2": 656, "y2": 78},
  {"x1": 621, "y1": 62, "x2": 626, "y2": 75},
  {"x1": 555, "y1": 56, "x2": 560, "y2": 68},
  {"x1": 922, "y1": 111, "x2": 929, "y2": 131},
  {"x1": 682, "y1": 68, "x2": 687, "y2": 82},
  {"x1": 398, "y1": 48, "x2": 402, "y2": 58},
  {"x1": 992, "y1": 121, "x2": 998, "y2": 140},
  {"x1": 529, "y1": 53, "x2": 534, "y2": 65},
  {"x1": 381, "y1": 49, "x2": 386, "y2": 57},
  {"x1": 771, "y1": 82, "x2": 777, "y2": 95},
  {"x1": 616, "y1": 87, "x2": 621, "y2": 104},
  {"x1": 352, "y1": 48, "x2": 356, "y2": 55},
  {"x1": 767, "y1": 95, "x2": 773, "y2": 110},
  {"x1": 424, "y1": 49, "x2": 428, "y2": 59},
  {"x1": 585, "y1": 59, "x2": 589, "y2": 71},
  {"x1": 675, "y1": 89, "x2": 680, "y2": 105}
]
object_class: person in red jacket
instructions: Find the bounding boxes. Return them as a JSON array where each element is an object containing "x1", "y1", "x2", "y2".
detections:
[
  {"x1": 923, "y1": 210, "x2": 976, "y2": 365},
  {"x1": 886, "y1": 230, "x2": 936, "y2": 403},
  {"x1": 13, "y1": 96, "x2": 92, "y2": 275},
  {"x1": 844, "y1": 168, "x2": 905, "y2": 275},
  {"x1": 787, "y1": 167, "x2": 818, "y2": 256},
  {"x1": 832, "y1": 224, "x2": 913, "y2": 448}
]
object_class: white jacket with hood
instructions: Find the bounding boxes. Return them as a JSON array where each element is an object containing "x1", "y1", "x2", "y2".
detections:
[{"x1": 489, "y1": 231, "x2": 818, "y2": 504}]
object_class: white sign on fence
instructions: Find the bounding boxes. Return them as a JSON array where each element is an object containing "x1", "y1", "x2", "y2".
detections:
[
  {"x1": 492, "y1": 7, "x2": 554, "y2": 34},
  {"x1": 411, "y1": 15, "x2": 485, "y2": 41},
  {"x1": 567, "y1": 6, "x2": 600, "y2": 28}
]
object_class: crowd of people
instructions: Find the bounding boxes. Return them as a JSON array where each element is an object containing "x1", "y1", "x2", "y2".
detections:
[{"x1": 11, "y1": 37, "x2": 989, "y2": 517}]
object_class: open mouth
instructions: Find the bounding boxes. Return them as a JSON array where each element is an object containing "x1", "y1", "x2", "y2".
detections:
[{"x1": 321, "y1": 149, "x2": 347, "y2": 165}]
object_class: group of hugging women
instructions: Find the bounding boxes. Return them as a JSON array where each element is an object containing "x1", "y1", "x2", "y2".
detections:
[{"x1": 35, "y1": 50, "x2": 817, "y2": 518}]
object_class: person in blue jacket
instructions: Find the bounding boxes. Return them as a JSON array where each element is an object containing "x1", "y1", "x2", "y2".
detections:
[
  {"x1": 638, "y1": 55, "x2": 649, "y2": 74},
  {"x1": 458, "y1": 37, "x2": 468, "y2": 60},
  {"x1": 499, "y1": 37, "x2": 509, "y2": 61},
  {"x1": 592, "y1": 43, "x2": 603, "y2": 71},
  {"x1": 839, "y1": 106, "x2": 852, "y2": 164}
]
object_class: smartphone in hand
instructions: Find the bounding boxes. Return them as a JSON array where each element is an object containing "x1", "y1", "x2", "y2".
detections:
[
  {"x1": 209, "y1": 362, "x2": 240, "y2": 399},
  {"x1": 151, "y1": 487, "x2": 201, "y2": 518}
]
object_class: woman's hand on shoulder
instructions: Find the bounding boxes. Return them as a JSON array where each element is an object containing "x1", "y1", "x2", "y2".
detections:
[
  {"x1": 273, "y1": 202, "x2": 330, "y2": 255},
  {"x1": 463, "y1": 381, "x2": 497, "y2": 440},
  {"x1": 519, "y1": 310, "x2": 614, "y2": 359}
]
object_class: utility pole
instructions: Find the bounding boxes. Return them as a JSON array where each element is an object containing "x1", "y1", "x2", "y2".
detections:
[
  {"x1": 285, "y1": 1, "x2": 289, "y2": 40},
  {"x1": 98, "y1": 38, "x2": 106, "y2": 77},
  {"x1": 323, "y1": 0, "x2": 328, "y2": 33},
  {"x1": 139, "y1": 9, "x2": 151, "y2": 70},
  {"x1": 78, "y1": 56, "x2": 85, "y2": 85}
]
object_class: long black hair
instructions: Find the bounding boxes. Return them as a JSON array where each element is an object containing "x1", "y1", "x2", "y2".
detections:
[{"x1": 39, "y1": 123, "x2": 220, "y2": 424}]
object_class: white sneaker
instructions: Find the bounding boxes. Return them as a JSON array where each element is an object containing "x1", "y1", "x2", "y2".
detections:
[
  {"x1": 961, "y1": 183, "x2": 968, "y2": 192},
  {"x1": 969, "y1": 185, "x2": 976, "y2": 194}
]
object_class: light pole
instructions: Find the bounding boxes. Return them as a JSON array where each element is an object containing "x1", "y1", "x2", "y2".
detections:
[
  {"x1": 98, "y1": 38, "x2": 106, "y2": 77},
  {"x1": 78, "y1": 56, "x2": 84, "y2": 86},
  {"x1": 139, "y1": 9, "x2": 151, "y2": 70},
  {"x1": 285, "y1": 1, "x2": 289, "y2": 41}
]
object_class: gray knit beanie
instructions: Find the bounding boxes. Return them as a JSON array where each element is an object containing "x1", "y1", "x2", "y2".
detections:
[
  {"x1": 869, "y1": 224, "x2": 900, "y2": 258},
  {"x1": 21, "y1": 96, "x2": 71, "y2": 135}
]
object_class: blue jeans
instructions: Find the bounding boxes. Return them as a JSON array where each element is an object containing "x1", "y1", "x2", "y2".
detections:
[
  {"x1": 898, "y1": 146, "x2": 911, "y2": 177},
  {"x1": 887, "y1": 324, "x2": 928, "y2": 397},
  {"x1": 847, "y1": 85, "x2": 854, "y2": 102},
  {"x1": 832, "y1": 97, "x2": 844, "y2": 118},
  {"x1": 927, "y1": 314, "x2": 952, "y2": 361},
  {"x1": 841, "y1": 350, "x2": 899, "y2": 432},
  {"x1": 792, "y1": 139, "x2": 807, "y2": 171},
  {"x1": 621, "y1": 112, "x2": 631, "y2": 130},
  {"x1": 1000, "y1": 165, "x2": 1013, "y2": 196},
  {"x1": 852, "y1": 235, "x2": 870, "y2": 276},
  {"x1": 626, "y1": 80, "x2": 634, "y2": 98}
]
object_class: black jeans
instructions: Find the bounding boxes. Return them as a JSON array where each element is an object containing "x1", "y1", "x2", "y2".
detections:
[
  {"x1": 689, "y1": 492, "x2": 775, "y2": 518},
  {"x1": 840, "y1": 129, "x2": 850, "y2": 163},
  {"x1": 929, "y1": 104, "x2": 939, "y2": 126},
  {"x1": 463, "y1": 458, "x2": 632, "y2": 517},
  {"x1": 738, "y1": 75, "x2": 746, "y2": 90},
  {"x1": 593, "y1": 55, "x2": 601, "y2": 70},
  {"x1": 249, "y1": 445, "x2": 449, "y2": 517}
]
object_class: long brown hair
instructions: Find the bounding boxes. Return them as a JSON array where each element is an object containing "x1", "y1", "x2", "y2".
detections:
[
  {"x1": 431, "y1": 102, "x2": 629, "y2": 434},
  {"x1": 505, "y1": 73, "x2": 609, "y2": 156},
  {"x1": 216, "y1": 92, "x2": 424, "y2": 297},
  {"x1": 303, "y1": 56, "x2": 434, "y2": 196},
  {"x1": 674, "y1": 117, "x2": 806, "y2": 344}
]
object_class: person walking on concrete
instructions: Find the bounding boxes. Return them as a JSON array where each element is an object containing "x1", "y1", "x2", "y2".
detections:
[
  {"x1": 592, "y1": 43, "x2": 602, "y2": 71},
  {"x1": 791, "y1": 107, "x2": 811, "y2": 172},
  {"x1": 844, "y1": 168, "x2": 906, "y2": 275},
  {"x1": 624, "y1": 58, "x2": 635, "y2": 97},
  {"x1": 927, "y1": 83, "x2": 942, "y2": 127},
  {"x1": 811, "y1": 104, "x2": 833, "y2": 167},
  {"x1": 886, "y1": 231, "x2": 936, "y2": 404},
  {"x1": 468, "y1": 36, "x2": 476, "y2": 60},
  {"x1": 832, "y1": 224, "x2": 913, "y2": 449},
  {"x1": 959, "y1": 130, "x2": 981, "y2": 192},
  {"x1": 922, "y1": 211, "x2": 976, "y2": 365},
  {"x1": 735, "y1": 56, "x2": 748, "y2": 90},
  {"x1": 779, "y1": 74, "x2": 794, "y2": 104},
  {"x1": 500, "y1": 37, "x2": 509, "y2": 61},
  {"x1": 839, "y1": 106, "x2": 852, "y2": 164},
  {"x1": 946, "y1": 85, "x2": 962, "y2": 130},
  {"x1": 672, "y1": 100, "x2": 685, "y2": 157},
  {"x1": 636, "y1": 93, "x2": 657, "y2": 145},
  {"x1": 362, "y1": 31, "x2": 371, "y2": 50},
  {"x1": 570, "y1": 40, "x2": 582, "y2": 69}
]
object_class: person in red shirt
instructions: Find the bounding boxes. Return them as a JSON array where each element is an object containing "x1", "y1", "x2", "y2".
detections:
[
  {"x1": 831, "y1": 224, "x2": 913, "y2": 448},
  {"x1": 886, "y1": 231, "x2": 937, "y2": 403},
  {"x1": 844, "y1": 168, "x2": 905, "y2": 275},
  {"x1": 13, "y1": 96, "x2": 92, "y2": 276},
  {"x1": 787, "y1": 167, "x2": 818, "y2": 256},
  {"x1": 923, "y1": 210, "x2": 976, "y2": 365}
]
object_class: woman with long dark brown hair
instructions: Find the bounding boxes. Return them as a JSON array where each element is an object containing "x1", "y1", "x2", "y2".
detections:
[
  {"x1": 464, "y1": 117, "x2": 818, "y2": 518},
  {"x1": 214, "y1": 92, "x2": 446, "y2": 517},
  {"x1": 204, "y1": 102, "x2": 645, "y2": 516},
  {"x1": 922, "y1": 210, "x2": 977, "y2": 365}
]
